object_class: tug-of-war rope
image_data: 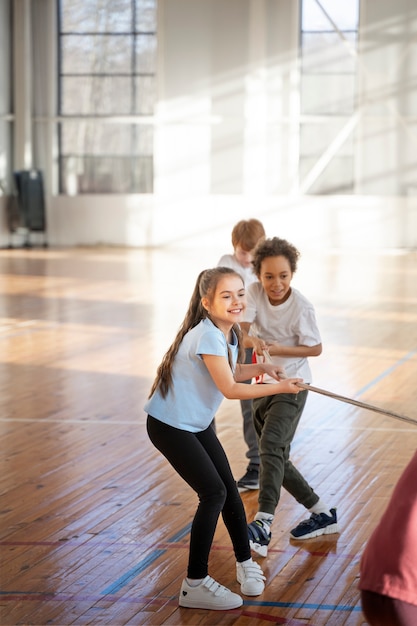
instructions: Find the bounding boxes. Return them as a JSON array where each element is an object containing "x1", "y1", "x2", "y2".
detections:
[{"x1": 262, "y1": 350, "x2": 417, "y2": 427}]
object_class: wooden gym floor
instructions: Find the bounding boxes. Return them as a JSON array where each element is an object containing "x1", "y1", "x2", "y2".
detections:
[{"x1": 1, "y1": 244, "x2": 417, "y2": 626}]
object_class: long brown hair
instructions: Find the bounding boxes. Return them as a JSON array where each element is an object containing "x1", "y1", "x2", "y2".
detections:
[{"x1": 148, "y1": 266, "x2": 245, "y2": 399}]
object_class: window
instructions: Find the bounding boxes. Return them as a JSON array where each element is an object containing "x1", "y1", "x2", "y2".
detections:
[
  {"x1": 299, "y1": 0, "x2": 360, "y2": 194},
  {"x1": 58, "y1": 0, "x2": 157, "y2": 194}
]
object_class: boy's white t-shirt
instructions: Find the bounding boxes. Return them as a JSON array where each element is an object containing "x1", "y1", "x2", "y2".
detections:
[
  {"x1": 243, "y1": 283, "x2": 321, "y2": 383},
  {"x1": 217, "y1": 253, "x2": 258, "y2": 288}
]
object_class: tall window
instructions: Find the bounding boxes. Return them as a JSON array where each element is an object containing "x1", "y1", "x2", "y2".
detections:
[
  {"x1": 299, "y1": 0, "x2": 360, "y2": 194},
  {"x1": 58, "y1": 0, "x2": 157, "y2": 194}
]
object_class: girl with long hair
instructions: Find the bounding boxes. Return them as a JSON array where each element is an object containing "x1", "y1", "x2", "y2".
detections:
[{"x1": 145, "y1": 266, "x2": 302, "y2": 610}]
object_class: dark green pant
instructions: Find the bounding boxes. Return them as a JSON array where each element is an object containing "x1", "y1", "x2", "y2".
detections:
[{"x1": 253, "y1": 389, "x2": 319, "y2": 516}]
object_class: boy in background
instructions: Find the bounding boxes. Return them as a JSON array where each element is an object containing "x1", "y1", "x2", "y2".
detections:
[{"x1": 217, "y1": 218, "x2": 266, "y2": 491}]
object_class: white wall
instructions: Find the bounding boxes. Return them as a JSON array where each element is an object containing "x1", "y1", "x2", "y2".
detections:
[{"x1": 43, "y1": 193, "x2": 417, "y2": 252}]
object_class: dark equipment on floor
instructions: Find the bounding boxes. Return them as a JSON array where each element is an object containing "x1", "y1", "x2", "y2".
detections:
[{"x1": 8, "y1": 169, "x2": 48, "y2": 248}]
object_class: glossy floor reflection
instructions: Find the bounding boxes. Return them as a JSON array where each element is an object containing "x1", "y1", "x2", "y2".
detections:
[{"x1": 1, "y1": 245, "x2": 416, "y2": 625}]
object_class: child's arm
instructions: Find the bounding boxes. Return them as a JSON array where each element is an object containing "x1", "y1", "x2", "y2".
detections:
[
  {"x1": 240, "y1": 322, "x2": 267, "y2": 353},
  {"x1": 240, "y1": 323, "x2": 322, "y2": 358},
  {"x1": 202, "y1": 354, "x2": 302, "y2": 400},
  {"x1": 235, "y1": 361, "x2": 286, "y2": 382},
  {"x1": 268, "y1": 342, "x2": 322, "y2": 358}
]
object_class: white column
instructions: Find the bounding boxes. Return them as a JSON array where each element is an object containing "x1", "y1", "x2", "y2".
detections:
[{"x1": 13, "y1": 0, "x2": 32, "y2": 170}]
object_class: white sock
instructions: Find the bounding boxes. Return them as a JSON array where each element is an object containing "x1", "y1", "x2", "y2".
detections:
[
  {"x1": 186, "y1": 577, "x2": 205, "y2": 587},
  {"x1": 255, "y1": 511, "x2": 274, "y2": 526},
  {"x1": 309, "y1": 499, "x2": 331, "y2": 516}
]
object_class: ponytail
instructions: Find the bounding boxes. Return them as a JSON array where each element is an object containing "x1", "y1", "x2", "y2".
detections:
[{"x1": 148, "y1": 267, "x2": 245, "y2": 398}]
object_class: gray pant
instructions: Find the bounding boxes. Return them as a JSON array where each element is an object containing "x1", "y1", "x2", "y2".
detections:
[
  {"x1": 241, "y1": 348, "x2": 259, "y2": 469},
  {"x1": 253, "y1": 389, "x2": 319, "y2": 515}
]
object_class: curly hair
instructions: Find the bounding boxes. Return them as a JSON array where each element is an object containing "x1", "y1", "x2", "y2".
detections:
[{"x1": 252, "y1": 237, "x2": 300, "y2": 277}]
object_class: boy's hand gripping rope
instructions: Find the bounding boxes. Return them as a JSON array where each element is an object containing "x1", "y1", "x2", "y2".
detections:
[{"x1": 262, "y1": 350, "x2": 417, "y2": 427}]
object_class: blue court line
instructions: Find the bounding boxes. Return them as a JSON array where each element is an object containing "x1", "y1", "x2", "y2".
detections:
[
  {"x1": 0, "y1": 589, "x2": 362, "y2": 612},
  {"x1": 247, "y1": 599, "x2": 361, "y2": 612},
  {"x1": 302, "y1": 347, "x2": 417, "y2": 424},
  {"x1": 101, "y1": 523, "x2": 192, "y2": 595},
  {"x1": 355, "y1": 348, "x2": 417, "y2": 396}
]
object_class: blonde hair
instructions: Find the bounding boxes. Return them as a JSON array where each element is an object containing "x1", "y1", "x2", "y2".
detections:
[
  {"x1": 231, "y1": 219, "x2": 265, "y2": 252},
  {"x1": 148, "y1": 267, "x2": 245, "y2": 399}
]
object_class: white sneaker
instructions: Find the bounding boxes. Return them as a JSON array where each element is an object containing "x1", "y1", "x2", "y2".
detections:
[
  {"x1": 179, "y1": 575, "x2": 243, "y2": 610},
  {"x1": 236, "y1": 559, "x2": 266, "y2": 596}
]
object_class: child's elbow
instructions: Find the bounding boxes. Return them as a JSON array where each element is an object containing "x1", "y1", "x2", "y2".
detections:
[
  {"x1": 222, "y1": 384, "x2": 239, "y2": 400},
  {"x1": 313, "y1": 344, "x2": 323, "y2": 356}
]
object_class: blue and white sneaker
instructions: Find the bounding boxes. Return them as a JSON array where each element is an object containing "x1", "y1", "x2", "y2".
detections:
[
  {"x1": 248, "y1": 519, "x2": 271, "y2": 557},
  {"x1": 290, "y1": 508, "x2": 339, "y2": 540}
]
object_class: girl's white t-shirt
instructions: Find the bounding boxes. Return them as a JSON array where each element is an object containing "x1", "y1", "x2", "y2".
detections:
[
  {"x1": 243, "y1": 283, "x2": 321, "y2": 383},
  {"x1": 144, "y1": 318, "x2": 238, "y2": 432}
]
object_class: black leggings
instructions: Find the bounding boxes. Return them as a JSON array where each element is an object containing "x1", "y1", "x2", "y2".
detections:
[{"x1": 147, "y1": 415, "x2": 251, "y2": 578}]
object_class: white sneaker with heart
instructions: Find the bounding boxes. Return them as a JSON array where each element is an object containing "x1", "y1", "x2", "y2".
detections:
[{"x1": 179, "y1": 575, "x2": 243, "y2": 610}]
